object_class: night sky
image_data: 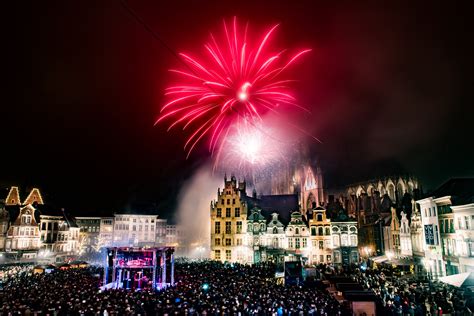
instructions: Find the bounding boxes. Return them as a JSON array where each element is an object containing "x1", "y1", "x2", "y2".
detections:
[{"x1": 3, "y1": 1, "x2": 473, "y2": 217}]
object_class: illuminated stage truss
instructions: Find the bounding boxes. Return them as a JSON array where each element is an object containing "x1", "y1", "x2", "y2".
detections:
[{"x1": 103, "y1": 247, "x2": 175, "y2": 290}]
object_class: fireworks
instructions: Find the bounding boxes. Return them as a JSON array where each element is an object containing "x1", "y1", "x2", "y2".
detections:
[
  {"x1": 156, "y1": 17, "x2": 311, "y2": 160},
  {"x1": 222, "y1": 119, "x2": 284, "y2": 170}
]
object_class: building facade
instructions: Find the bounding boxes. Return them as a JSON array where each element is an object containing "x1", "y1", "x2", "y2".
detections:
[
  {"x1": 210, "y1": 175, "x2": 248, "y2": 263},
  {"x1": 5, "y1": 204, "x2": 41, "y2": 255},
  {"x1": 113, "y1": 214, "x2": 158, "y2": 247},
  {"x1": 76, "y1": 217, "x2": 101, "y2": 254},
  {"x1": 308, "y1": 207, "x2": 333, "y2": 264},
  {"x1": 331, "y1": 215, "x2": 359, "y2": 266}
]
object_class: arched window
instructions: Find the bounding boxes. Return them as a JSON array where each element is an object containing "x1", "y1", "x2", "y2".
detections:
[
  {"x1": 311, "y1": 227, "x2": 316, "y2": 236},
  {"x1": 318, "y1": 227, "x2": 324, "y2": 236},
  {"x1": 254, "y1": 223, "x2": 259, "y2": 232},
  {"x1": 273, "y1": 227, "x2": 278, "y2": 234},
  {"x1": 260, "y1": 223, "x2": 265, "y2": 231},
  {"x1": 317, "y1": 214, "x2": 323, "y2": 221},
  {"x1": 248, "y1": 224, "x2": 253, "y2": 232},
  {"x1": 325, "y1": 227, "x2": 330, "y2": 236},
  {"x1": 295, "y1": 228, "x2": 299, "y2": 235}
]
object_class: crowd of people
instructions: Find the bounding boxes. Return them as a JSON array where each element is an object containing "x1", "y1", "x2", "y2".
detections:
[
  {"x1": 1, "y1": 260, "x2": 473, "y2": 315},
  {"x1": 329, "y1": 264, "x2": 474, "y2": 316},
  {"x1": 0, "y1": 261, "x2": 346, "y2": 315}
]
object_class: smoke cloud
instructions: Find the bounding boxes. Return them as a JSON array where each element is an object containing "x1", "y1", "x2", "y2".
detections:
[{"x1": 174, "y1": 163, "x2": 222, "y2": 258}]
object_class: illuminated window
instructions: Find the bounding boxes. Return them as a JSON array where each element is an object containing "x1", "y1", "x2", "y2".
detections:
[
  {"x1": 215, "y1": 250, "x2": 221, "y2": 260},
  {"x1": 226, "y1": 208, "x2": 231, "y2": 217},
  {"x1": 236, "y1": 221, "x2": 242, "y2": 234},
  {"x1": 235, "y1": 208, "x2": 240, "y2": 217},
  {"x1": 225, "y1": 249, "x2": 231, "y2": 261},
  {"x1": 225, "y1": 238, "x2": 231, "y2": 246},
  {"x1": 225, "y1": 222, "x2": 231, "y2": 234},
  {"x1": 216, "y1": 208, "x2": 222, "y2": 217},
  {"x1": 215, "y1": 222, "x2": 221, "y2": 234},
  {"x1": 295, "y1": 238, "x2": 300, "y2": 249}
]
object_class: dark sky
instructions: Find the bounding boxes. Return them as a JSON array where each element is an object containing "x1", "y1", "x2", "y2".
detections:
[{"x1": 2, "y1": 1, "x2": 473, "y2": 217}]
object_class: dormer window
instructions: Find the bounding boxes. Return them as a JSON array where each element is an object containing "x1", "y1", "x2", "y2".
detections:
[{"x1": 21, "y1": 215, "x2": 32, "y2": 225}]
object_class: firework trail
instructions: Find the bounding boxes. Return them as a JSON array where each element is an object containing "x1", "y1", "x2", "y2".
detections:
[{"x1": 156, "y1": 17, "x2": 311, "y2": 160}]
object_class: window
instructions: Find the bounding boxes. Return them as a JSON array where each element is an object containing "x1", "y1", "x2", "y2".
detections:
[
  {"x1": 429, "y1": 208, "x2": 432, "y2": 217},
  {"x1": 226, "y1": 208, "x2": 231, "y2": 217},
  {"x1": 303, "y1": 238, "x2": 307, "y2": 248},
  {"x1": 311, "y1": 227, "x2": 316, "y2": 236},
  {"x1": 465, "y1": 216, "x2": 470, "y2": 230},
  {"x1": 333, "y1": 235, "x2": 340, "y2": 247},
  {"x1": 458, "y1": 217, "x2": 463, "y2": 229},
  {"x1": 41, "y1": 222, "x2": 46, "y2": 230},
  {"x1": 236, "y1": 221, "x2": 242, "y2": 233},
  {"x1": 320, "y1": 255, "x2": 324, "y2": 262},
  {"x1": 325, "y1": 227, "x2": 331, "y2": 235},
  {"x1": 227, "y1": 199, "x2": 230, "y2": 205},
  {"x1": 235, "y1": 208, "x2": 240, "y2": 217},
  {"x1": 236, "y1": 238, "x2": 242, "y2": 246},
  {"x1": 225, "y1": 222, "x2": 231, "y2": 234},
  {"x1": 317, "y1": 214, "x2": 323, "y2": 221},
  {"x1": 350, "y1": 235, "x2": 357, "y2": 246},
  {"x1": 433, "y1": 207, "x2": 436, "y2": 216},
  {"x1": 440, "y1": 220, "x2": 444, "y2": 234},
  {"x1": 318, "y1": 227, "x2": 323, "y2": 236},
  {"x1": 434, "y1": 225, "x2": 439, "y2": 245},
  {"x1": 327, "y1": 255, "x2": 332, "y2": 262},
  {"x1": 225, "y1": 238, "x2": 231, "y2": 246},
  {"x1": 232, "y1": 199, "x2": 235, "y2": 205},
  {"x1": 260, "y1": 223, "x2": 265, "y2": 231},
  {"x1": 132, "y1": 225, "x2": 136, "y2": 231},
  {"x1": 215, "y1": 222, "x2": 221, "y2": 234},
  {"x1": 215, "y1": 250, "x2": 221, "y2": 260},
  {"x1": 289, "y1": 238, "x2": 293, "y2": 248},
  {"x1": 295, "y1": 228, "x2": 299, "y2": 235},
  {"x1": 295, "y1": 238, "x2": 300, "y2": 249},
  {"x1": 216, "y1": 208, "x2": 222, "y2": 217},
  {"x1": 221, "y1": 199, "x2": 224, "y2": 205},
  {"x1": 424, "y1": 208, "x2": 427, "y2": 217},
  {"x1": 248, "y1": 224, "x2": 253, "y2": 232},
  {"x1": 225, "y1": 250, "x2": 231, "y2": 261},
  {"x1": 133, "y1": 219, "x2": 137, "y2": 223},
  {"x1": 341, "y1": 234, "x2": 348, "y2": 246},
  {"x1": 273, "y1": 227, "x2": 278, "y2": 234},
  {"x1": 424, "y1": 224, "x2": 435, "y2": 245},
  {"x1": 319, "y1": 240, "x2": 324, "y2": 249}
]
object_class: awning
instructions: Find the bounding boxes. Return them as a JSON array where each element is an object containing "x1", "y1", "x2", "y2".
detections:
[
  {"x1": 439, "y1": 272, "x2": 474, "y2": 288},
  {"x1": 370, "y1": 255, "x2": 388, "y2": 263}
]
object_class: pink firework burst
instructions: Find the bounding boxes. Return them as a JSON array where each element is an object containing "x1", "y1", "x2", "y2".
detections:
[{"x1": 156, "y1": 17, "x2": 311, "y2": 159}]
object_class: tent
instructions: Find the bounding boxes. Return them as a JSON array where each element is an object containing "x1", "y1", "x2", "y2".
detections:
[{"x1": 439, "y1": 272, "x2": 474, "y2": 288}]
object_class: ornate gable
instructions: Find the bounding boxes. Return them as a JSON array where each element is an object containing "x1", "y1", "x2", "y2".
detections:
[
  {"x1": 23, "y1": 188, "x2": 44, "y2": 205},
  {"x1": 5, "y1": 186, "x2": 21, "y2": 206}
]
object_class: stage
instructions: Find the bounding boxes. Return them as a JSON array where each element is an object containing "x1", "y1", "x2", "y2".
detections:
[{"x1": 103, "y1": 247, "x2": 175, "y2": 290}]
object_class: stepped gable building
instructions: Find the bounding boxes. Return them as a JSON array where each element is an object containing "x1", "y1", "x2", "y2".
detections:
[{"x1": 210, "y1": 175, "x2": 249, "y2": 263}]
